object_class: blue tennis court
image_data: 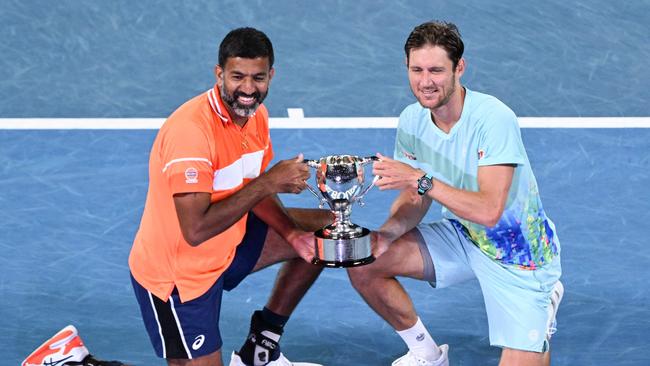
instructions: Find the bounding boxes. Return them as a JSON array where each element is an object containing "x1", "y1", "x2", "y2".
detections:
[
  {"x1": 2, "y1": 128, "x2": 649, "y2": 365},
  {"x1": 2, "y1": 1, "x2": 649, "y2": 365}
]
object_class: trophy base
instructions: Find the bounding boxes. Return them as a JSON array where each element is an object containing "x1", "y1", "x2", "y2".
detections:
[
  {"x1": 312, "y1": 227, "x2": 375, "y2": 268},
  {"x1": 311, "y1": 255, "x2": 375, "y2": 268}
]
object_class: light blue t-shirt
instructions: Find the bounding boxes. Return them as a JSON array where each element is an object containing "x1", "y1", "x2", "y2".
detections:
[{"x1": 394, "y1": 88, "x2": 559, "y2": 269}]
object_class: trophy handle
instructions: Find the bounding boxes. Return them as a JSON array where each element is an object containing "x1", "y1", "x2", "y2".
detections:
[
  {"x1": 302, "y1": 159, "x2": 321, "y2": 169},
  {"x1": 354, "y1": 156, "x2": 380, "y2": 206},
  {"x1": 303, "y1": 159, "x2": 328, "y2": 208},
  {"x1": 359, "y1": 155, "x2": 380, "y2": 165}
]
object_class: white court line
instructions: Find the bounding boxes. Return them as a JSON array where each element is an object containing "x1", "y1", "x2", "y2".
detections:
[{"x1": 0, "y1": 117, "x2": 649, "y2": 129}]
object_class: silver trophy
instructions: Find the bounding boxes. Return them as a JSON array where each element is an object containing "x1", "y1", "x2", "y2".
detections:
[{"x1": 303, "y1": 155, "x2": 379, "y2": 267}]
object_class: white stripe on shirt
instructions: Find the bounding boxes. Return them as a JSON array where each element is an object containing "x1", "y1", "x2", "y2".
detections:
[
  {"x1": 213, "y1": 149, "x2": 265, "y2": 191},
  {"x1": 162, "y1": 157, "x2": 212, "y2": 173}
]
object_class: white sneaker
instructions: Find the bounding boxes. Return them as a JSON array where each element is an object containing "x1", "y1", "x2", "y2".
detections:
[
  {"x1": 229, "y1": 351, "x2": 323, "y2": 366},
  {"x1": 546, "y1": 280, "x2": 564, "y2": 340},
  {"x1": 391, "y1": 344, "x2": 449, "y2": 366}
]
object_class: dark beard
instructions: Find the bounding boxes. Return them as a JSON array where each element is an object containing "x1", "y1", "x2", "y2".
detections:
[
  {"x1": 429, "y1": 74, "x2": 456, "y2": 109},
  {"x1": 220, "y1": 87, "x2": 266, "y2": 118}
]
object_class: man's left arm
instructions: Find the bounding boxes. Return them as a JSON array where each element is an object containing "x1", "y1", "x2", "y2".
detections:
[
  {"x1": 425, "y1": 164, "x2": 514, "y2": 227},
  {"x1": 374, "y1": 154, "x2": 513, "y2": 227}
]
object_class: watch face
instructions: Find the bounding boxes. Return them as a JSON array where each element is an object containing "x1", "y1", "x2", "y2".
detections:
[{"x1": 419, "y1": 179, "x2": 432, "y2": 190}]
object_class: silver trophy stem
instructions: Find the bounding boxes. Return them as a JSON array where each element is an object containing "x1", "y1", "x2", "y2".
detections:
[{"x1": 332, "y1": 205, "x2": 353, "y2": 231}]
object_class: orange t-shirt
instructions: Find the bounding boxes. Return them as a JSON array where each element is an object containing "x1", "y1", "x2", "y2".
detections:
[{"x1": 129, "y1": 85, "x2": 274, "y2": 303}]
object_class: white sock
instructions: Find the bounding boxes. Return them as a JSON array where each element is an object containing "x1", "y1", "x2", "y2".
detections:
[{"x1": 396, "y1": 317, "x2": 441, "y2": 361}]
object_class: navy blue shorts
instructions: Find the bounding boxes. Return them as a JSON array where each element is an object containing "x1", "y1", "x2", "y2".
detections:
[{"x1": 131, "y1": 212, "x2": 268, "y2": 359}]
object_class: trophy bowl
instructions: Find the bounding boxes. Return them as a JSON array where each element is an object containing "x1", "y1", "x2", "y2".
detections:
[{"x1": 303, "y1": 155, "x2": 379, "y2": 267}]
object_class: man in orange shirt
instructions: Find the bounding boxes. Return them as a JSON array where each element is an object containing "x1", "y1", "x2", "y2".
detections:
[{"x1": 129, "y1": 27, "x2": 329, "y2": 366}]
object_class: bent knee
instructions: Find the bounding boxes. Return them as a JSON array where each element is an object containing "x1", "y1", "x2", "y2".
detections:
[
  {"x1": 287, "y1": 207, "x2": 333, "y2": 231},
  {"x1": 347, "y1": 265, "x2": 378, "y2": 290}
]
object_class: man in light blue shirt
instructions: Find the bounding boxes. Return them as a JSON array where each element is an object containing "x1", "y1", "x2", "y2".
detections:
[{"x1": 348, "y1": 21, "x2": 563, "y2": 366}]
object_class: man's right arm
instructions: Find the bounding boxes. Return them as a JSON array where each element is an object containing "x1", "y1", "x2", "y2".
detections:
[
  {"x1": 173, "y1": 156, "x2": 309, "y2": 246},
  {"x1": 373, "y1": 189, "x2": 432, "y2": 257}
]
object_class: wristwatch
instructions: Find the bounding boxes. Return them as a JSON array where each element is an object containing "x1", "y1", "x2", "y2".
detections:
[{"x1": 417, "y1": 173, "x2": 434, "y2": 196}]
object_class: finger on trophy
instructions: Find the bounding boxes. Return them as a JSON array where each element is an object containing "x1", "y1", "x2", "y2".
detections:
[
  {"x1": 376, "y1": 152, "x2": 391, "y2": 161},
  {"x1": 293, "y1": 182, "x2": 304, "y2": 194},
  {"x1": 372, "y1": 160, "x2": 384, "y2": 172},
  {"x1": 366, "y1": 155, "x2": 380, "y2": 162},
  {"x1": 371, "y1": 246, "x2": 383, "y2": 259},
  {"x1": 297, "y1": 164, "x2": 309, "y2": 175}
]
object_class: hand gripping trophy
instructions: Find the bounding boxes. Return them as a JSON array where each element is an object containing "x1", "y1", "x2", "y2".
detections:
[{"x1": 303, "y1": 155, "x2": 379, "y2": 267}]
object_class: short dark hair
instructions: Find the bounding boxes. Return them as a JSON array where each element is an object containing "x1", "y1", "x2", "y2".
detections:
[
  {"x1": 218, "y1": 27, "x2": 274, "y2": 68},
  {"x1": 404, "y1": 21, "x2": 464, "y2": 70}
]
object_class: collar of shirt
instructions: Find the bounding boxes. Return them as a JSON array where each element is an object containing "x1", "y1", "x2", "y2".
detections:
[{"x1": 207, "y1": 84, "x2": 231, "y2": 124}]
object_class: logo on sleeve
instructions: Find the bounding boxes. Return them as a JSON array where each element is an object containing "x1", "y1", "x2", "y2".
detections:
[
  {"x1": 477, "y1": 149, "x2": 485, "y2": 160},
  {"x1": 185, "y1": 167, "x2": 199, "y2": 184},
  {"x1": 401, "y1": 149, "x2": 417, "y2": 160}
]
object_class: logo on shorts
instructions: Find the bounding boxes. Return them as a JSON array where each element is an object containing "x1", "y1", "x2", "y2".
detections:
[
  {"x1": 192, "y1": 334, "x2": 205, "y2": 350},
  {"x1": 528, "y1": 329, "x2": 540, "y2": 342},
  {"x1": 416, "y1": 333, "x2": 425, "y2": 342},
  {"x1": 185, "y1": 167, "x2": 199, "y2": 184}
]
